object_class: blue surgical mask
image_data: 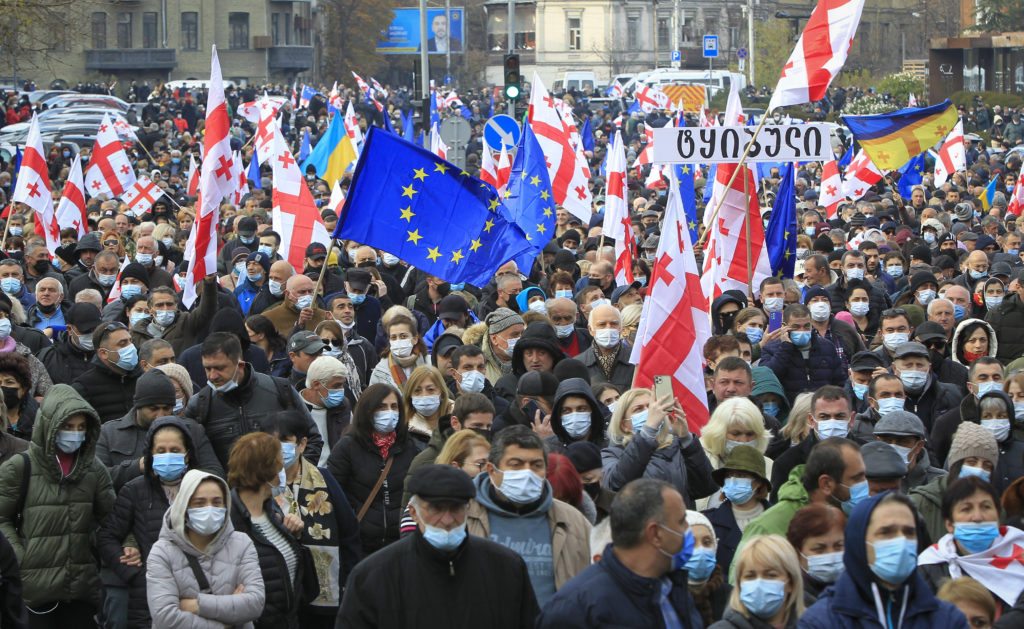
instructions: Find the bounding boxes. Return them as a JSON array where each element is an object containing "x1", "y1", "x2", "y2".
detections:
[
  {"x1": 970, "y1": 269, "x2": 988, "y2": 280},
  {"x1": 739, "y1": 578, "x2": 786, "y2": 619},
  {"x1": 281, "y1": 442, "x2": 298, "y2": 468},
  {"x1": 152, "y1": 452, "x2": 187, "y2": 481},
  {"x1": 296, "y1": 295, "x2": 314, "y2": 309},
  {"x1": 630, "y1": 410, "x2": 649, "y2": 432},
  {"x1": 924, "y1": 232, "x2": 936, "y2": 244},
  {"x1": 723, "y1": 477, "x2": 755, "y2": 505},
  {"x1": 899, "y1": 370, "x2": 928, "y2": 392},
  {"x1": 804, "y1": 226, "x2": 816, "y2": 237},
  {"x1": 976, "y1": 381, "x2": 1001, "y2": 399},
  {"x1": 154, "y1": 310, "x2": 176, "y2": 327},
  {"x1": 762, "y1": 402, "x2": 779, "y2": 417},
  {"x1": 953, "y1": 521, "x2": 999, "y2": 554},
  {"x1": 816, "y1": 419, "x2": 849, "y2": 440},
  {"x1": 373, "y1": 409, "x2": 399, "y2": 433},
  {"x1": 745, "y1": 327, "x2": 764, "y2": 343},
  {"x1": 986, "y1": 296, "x2": 1003, "y2": 310},
  {"x1": 886, "y1": 265, "x2": 904, "y2": 278},
  {"x1": 136, "y1": 253, "x2": 153, "y2": 266},
  {"x1": 840, "y1": 480, "x2": 869, "y2": 515},
  {"x1": 450, "y1": 282, "x2": 465, "y2": 292},
  {"x1": 322, "y1": 388, "x2": 346, "y2": 408},
  {"x1": 917, "y1": 289, "x2": 936, "y2": 305},
  {"x1": 348, "y1": 292, "x2": 366, "y2": 306},
  {"x1": 422, "y1": 522, "x2": 467, "y2": 552},
  {"x1": 129, "y1": 311, "x2": 151, "y2": 327},
  {"x1": 111, "y1": 344, "x2": 139, "y2": 371},
  {"x1": 789, "y1": 330, "x2": 811, "y2": 347},
  {"x1": 959, "y1": 465, "x2": 991, "y2": 482},
  {"x1": 0, "y1": 278, "x2": 19, "y2": 294},
  {"x1": 853, "y1": 383, "x2": 869, "y2": 400},
  {"x1": 804, "y1": 551, "x2": 844, "y2": 584},
  {"x1": 247, "y1": 271, "x2": 263, "y2": 283},
  {"x1": 684, "y1": 548, "x2": 718, "y2": 581},
  {"x1": 187, "y1": 506, "x2": 227, "y2": 536},
  {"x1": 875, "y1": 397, "x2": 905, "y2": 417},
  {"x1": 725, "y1": 439, "x2": 749, "y2": 454},
  {"x1": 240, "y1": 235, "x2": 255, "y2": 245},
  {"x1": 459, "y1": 370, "x2": 486, "y2": 393},
  {"x1": 555, "y1": 290, "x2": 573, "y2": 299},
  {"x1": 868, "y1": 537, "x2": 918, "y2": 584},
  {"x1": 258, "y1": 245, "x2": 274, "y2": 257},
  {"x1": 121, "y1": 284, "x2": 142, "y2": 300},
  {"x1": 954, "y1": 304, "x2": 966, "y2": 320},
  {"x1": 55, "y1": 430, "x2": 87, "y2": 453},
  {"x1": 657, "y1": 526, "x2": 694, "y2": 570},
  {"x1": 561, "y1": 411, "x2": 592, "y2": 439}
]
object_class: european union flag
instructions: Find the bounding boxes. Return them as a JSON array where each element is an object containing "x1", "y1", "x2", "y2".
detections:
[
  {"x1": 838, "y1": 144, "x2": 854, "y2": 169},
  {"x1": 297, "y1": 129, "x2": 311, "y2": 163},
  {"x1": 502, "y1": 123, "x2": 556, "y2": 274},
  {"x1": 334, "y1": 127, "x2": 533, "y2": 286},
  {"x1": 673, "y1": 163, "x2": 700, "y2": 243},
  {"x1": 897, "y1": 153, "x2": 926, "y2": 198},
  {"x1": 765, "y1": 163, "x2": 798, "y2": 279},
  {"x1": 580, "y1": 116, "x2": 595, "y2": 153},
  {"x1": 430, "y1": 91, "x2": 441, "y2": 128},
  {"x1": 703, "y1": 165, "x2": 717, "y2": 204},
  {"x1": 401, "y1": 109, "x2": 415, "y2": 143}
]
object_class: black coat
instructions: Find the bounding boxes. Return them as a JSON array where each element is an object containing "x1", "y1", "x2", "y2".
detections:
[
  {"x1": 986, "y1": 292, "x2": 1024, "y2": 366},
  {"x1": 759, "y1": 336, "x2": 846, "y2": 403},
  {"x1": 70, "y1": 358, "x2": 143, "y2": 423},
  {"x1": 37, "y1": 331, "x2": 93, "y2": 385},
  {"x1": 0, "y1": 531, "x2": 25, "y2": 629},
  {"x1": 704, "y1": 498, "x2": 773, "y2": 572}
]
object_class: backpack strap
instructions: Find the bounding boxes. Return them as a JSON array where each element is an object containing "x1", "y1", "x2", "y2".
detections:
[{"x1": 185, "y1": 554, "x2": 212, "y2": 594}]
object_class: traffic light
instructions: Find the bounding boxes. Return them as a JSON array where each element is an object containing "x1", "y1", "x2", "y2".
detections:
[{"x1": 504, "y1": 54, "x2": 521, "y2": 100}]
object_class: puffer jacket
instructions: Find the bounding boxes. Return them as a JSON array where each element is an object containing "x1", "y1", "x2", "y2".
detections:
[
  {"x1": 908, "y1": 475, "x2": 949, "y2": 547},
  {"x1": 146, "y1": 471, "x2": 265, "y2": 629},
  {"x1": 950, "y1": 318, "x2": 998, "y2": 365},
  {"x1": 0, "y1": 384, "x2": 115, "y2": 608},
  {"x1": 36, "y1": 331, "x2": 93, "y2": 385},
  {"x1": 759, "y1": 335, "x2": 846, "y2": 403},
  {"x1": 97, "y1": 416, "x2": 202, "y2": 628},
  {"x1": 985, "y1": 292, "x2": 1024, "y2": 366},
  {"x1": 128, "y1": 276, "x2": 218, "y2": 356},
  {"x1": 602, "y1": 428, "x2": 717, "y2": 506},
  {"x1": 545, "y1": 377, "x2": 609, "y2": 454},
  {"x1": 71, "y1": 356, "x2": 143, "y2": 423},
  {"x1": 327, "y1": 431, "x2": 418, "y2": 555}
]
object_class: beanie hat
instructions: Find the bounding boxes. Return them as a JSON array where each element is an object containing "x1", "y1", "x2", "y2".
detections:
[
  {"x1": 120, "y1": 262, "x2": 151, "y2": 288},
  {"x1": 685, "y1": 510, "x2": 717, "y2": 550},
  {"x1": 486, "y1": 307, "x2": 524, "y2": 335},
  {"x1": 155, "y1": 363, "x2": 193, "y2": 404},
  {"x1": 566, "y1": 441, "x2": 602, "y2": 474},
  {"x1": 813, "y1": 235, "x2": 834, "y2": 253},
  {"x1": 948, "y1": 422, "x2": 999, "y2": 469},
  {"x1": 133, "y1": 368, "x2": 176, "y2": 408}
]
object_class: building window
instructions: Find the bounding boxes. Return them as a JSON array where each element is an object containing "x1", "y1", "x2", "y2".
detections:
[
  {"x1": 627, "y1": 15, "x2": 639, "y2": 49},
  {"x1": 229, "y1": 12, "x2": 249, "y2": 49},
  {"x1": 181, "y1": 12, "x2": 197, "y2": 50},
  {"x1": 568, "y1": 17, "x2": 581, "y2": 51},
  {"x1": 285, "y1": 12, "x2": 292, "y2": 45},
  {"x1": 117, "y1": 12, "x2": 132, "y2": 49},
  {"x1": 657, "y1": 17, "x2": 670, "y2": 50},
  {"x1": 91, "y1": 12, "x2": 107, "y2": 49},
  {"x1": 271, "y1": 13, "x2": 280, "y2": 45},
  {"x1": 680, "y1": 10, "x2": 695, "y2": 44},
  {"x1": 143, "y1": 12, "x2": 158, "y2": 48}
]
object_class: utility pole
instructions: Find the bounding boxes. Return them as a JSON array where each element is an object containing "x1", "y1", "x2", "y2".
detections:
[
  {"x1": 445, "y1": 0, "x2": 452, "y2": 82},
  {"x1": 671, "y1": 0, "x2": 679, "y2": 68},
  {"x1": 508, "y1": 0, "x2": 515, "y2": 114},
  {"x1": 420, "y1": 0, "x2": 429, "y2": 105},
  {"x1": 747, "y1": 0, "x2": 754, "y2": 87},
  {"x1": 652, "y1": 0, "x2": 659, "y2": 68}
]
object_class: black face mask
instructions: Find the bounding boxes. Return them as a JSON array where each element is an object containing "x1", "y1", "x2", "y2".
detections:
[
  {"x1": 588, "y1": 277, "x2": 603, "y2": 287},
  {"x1": 32, "y1": 259, "x2": 50, "y2": 274},
  {"x1": 928, "y1": 348, "x2": 946, "y2": 369},
  {"x1": 719, "y1": 310, "x2": 738, "y2": 333},
  {"x1": 583, "y1": 481, "x2": 601, "y2": 501},
  {"x1": 470, "y1": 427, "x2": 492, "y2": 441},
  {"x1": 1, "y1": 386, "x2": 20, "y2": 410},
  {"x1": 436, "y1": 282, "x2": 451, "y2": 296},
  {"x1": 37, "y1": 302, "x2": 57, "y2": 315}
]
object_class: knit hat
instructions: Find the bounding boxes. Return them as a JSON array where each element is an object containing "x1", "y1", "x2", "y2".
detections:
[
  {"x1": 948, "y1": 422, "x2": 1000, "y2": 469},
  {"x1": 155, "y1": 363, "x2": 193, "y2": 404},
  {"x1": 133, "y1": 368, "x2": 176, "y2": 408},
  {"x1": 685, "y1": 510, "x2": 716, "y2": 550},
  {"x1": 120, "y1": 262, "x2": 151, "y2": 288},
  {"x1": 486, "y1": 307, "x2": 524, "y2": 335},
  {"x1": 566, "y1": 441, "x2": 602, "y2": 474},
  {"x1": 813, "y1": 235, "x2": 834, "y2": 253}
]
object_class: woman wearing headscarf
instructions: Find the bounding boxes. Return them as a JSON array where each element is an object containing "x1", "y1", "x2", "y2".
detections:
[{"x1": 685, "y1": 510, "x2": 731, "y2": 627}]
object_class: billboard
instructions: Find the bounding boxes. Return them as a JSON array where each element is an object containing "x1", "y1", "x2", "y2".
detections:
[{"x1": 377, "y1": 8, "x2": 465, "y2": 55}]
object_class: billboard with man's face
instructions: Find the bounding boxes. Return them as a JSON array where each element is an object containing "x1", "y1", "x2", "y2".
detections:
[{"x1": 377, "y1": 8, "x2": 464, "y2": 54}]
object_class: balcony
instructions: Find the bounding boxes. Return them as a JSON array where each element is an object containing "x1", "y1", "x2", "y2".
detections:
[
  {"x1": 85, "y1": 49, "x2": 177, "y2": 71},
  {"x1": 268, "y1": 45, "x2": 313, "y2": 72}
]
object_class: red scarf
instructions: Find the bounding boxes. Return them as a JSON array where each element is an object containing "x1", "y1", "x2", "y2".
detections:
[
  {"x1": 372, "y1": 431, "x2": 396, "y2": 460},
  {"x1": 964, "y1": 349, "x2": 987, "y2": 364}
]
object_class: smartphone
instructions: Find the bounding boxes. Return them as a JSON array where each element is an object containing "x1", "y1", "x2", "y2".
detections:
[
  {"x1": 654, "y1": 375, "x2": 673, "y2": 404},
  {"x1": 768, "y1": 311, "x2": 783, "y2": 332},
  {"x1": 522, "y1": 399, "x2": 543, "y2": 421}
]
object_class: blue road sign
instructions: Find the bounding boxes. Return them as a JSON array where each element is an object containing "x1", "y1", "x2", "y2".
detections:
[
  {"x1": 703, "y1": 35, "x2": 719, "y2": 58},
  {"x1": 737, "y1": 47, "x2": 748, "y2": 59},
  {"x1": 484, "y1": 114, "x2": 521, "y2": 152},
  {"x1": 671, "y1": 50, "x2": 681, "y2": 62}
]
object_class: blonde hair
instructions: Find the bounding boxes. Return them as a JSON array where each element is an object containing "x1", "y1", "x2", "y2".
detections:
[
  {"x1": 403, "y1": 365, "x2": 450, "y2": 419},
  {"x1": 620, "y1": 303, "x2": 642, "y2": 329},
  {"x1": 436, "y1": 429, "x2": 489, "y2": 468},
  {"x1": 607, "y1": 388, "x2": 674, "y2": 449},
  {"x1": 730, "y1": 535, "x2": 805, "y2": 623},
  {"x1": 700, "y1": 397, "x2": 769, "y2": 458},
  {"x1": 783, "y1": 392, "x2": 813, "y2": 444},
  {"x1": 935, "y1": 577, "x2": 995, "y2": 624}
]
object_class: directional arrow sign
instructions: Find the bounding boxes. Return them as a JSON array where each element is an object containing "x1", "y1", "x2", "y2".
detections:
[{"x1": 484, "y1": 114, "x2": 521, "y2": 152}]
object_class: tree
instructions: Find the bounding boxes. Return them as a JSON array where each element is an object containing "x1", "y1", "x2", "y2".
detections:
[
  {"x1": 753, "y1": 18, "x2": 795, "y2": 91},
  {"x1": 0, "y1": 0, "x2": 85, "y2": 84},
  {"x1": 320, "y1": 0, "x2": 399, "y2": 79},
  {"x1": 971, "y1": 0, "x2": 1024, "y2": 33}
]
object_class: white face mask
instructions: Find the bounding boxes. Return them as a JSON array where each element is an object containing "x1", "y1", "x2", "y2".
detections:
[
  {"x1": 458, "y1": 370, "x2": 485, "y2": 393},
  {"x1": 561, "y1": 411, "x2": 592, "y2": 438},
  {"x1": 809, "y1": 301, "x2": 831, "y2": 322},
  {"x1": 390, "y1": 338, "x2": 414, "y2": 358},
  {"x1": 593, "y1": 328, "x2": 620, "y2": 349},
  {"x1": 528, "y1": 301, "x2": 547, "y2": 315},
  {"x1": 411, "y1": 395, "x2": 441, "y2": 416}
]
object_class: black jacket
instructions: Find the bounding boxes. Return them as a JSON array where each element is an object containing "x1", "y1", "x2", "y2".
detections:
[
  {"x1": 986, "y1": 291, "x2": 1024, "y2": 366},
  {"x1": 37, "y1": 331, "x2": 94, "y2": 385},
  {"x1": 336, "y1": 528, "x2": 539, "y2": 629},
  {"x1": 71, "y1": 357, "x2": 143, "y2": 423},
  {"x1": 770, "y1": 432, "x2": 819, "y2": 502},
  {"x1": 0, "y1": 531, "x2": 25, "y2": 629},
  {"x1": 759, "y1": 336, "x2": 846, "y2": 403},
  {"x1": 704, "y1": 498, "x2": 773, "y2": 572}
]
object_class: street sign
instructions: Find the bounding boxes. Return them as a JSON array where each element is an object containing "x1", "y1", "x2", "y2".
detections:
[
  {"x1": 737, "y1": 47, "x2": 747, "y2": 59},
  {"x1": 739, "y1": 58, "x2": 746, "y2": 72},
  {"x1": 652, "y1": 124, "x2": 834, "y2": 164},
  {"x1": 483, "y1": 114, "x2": 521, "y2": 152},
  {"x1": 671, "y1": 50, "x2": 681, "y2": 62},
  {"x1": 440, "y1": 116, "x2": 472, "y2": 168},
  {"x1": 703, "y1": 35, "x2": 719, "y2": 58}
]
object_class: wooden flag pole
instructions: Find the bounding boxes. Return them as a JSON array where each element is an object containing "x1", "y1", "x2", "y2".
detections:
[{"x1": 313, "y1": 238, "x2": 337, "y2": 301}]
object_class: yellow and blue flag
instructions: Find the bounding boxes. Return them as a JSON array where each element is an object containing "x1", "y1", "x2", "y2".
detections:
[
  {"x1": 503, "y1": 123, "x2": 556, "y2": 273},
  {"x1": 896, "y1": 153, "x2": 926, "y2": 198},
  {"x1": 765, "y1": 163, "x2": 797, "y2": 279},
  {"x1": 981, "y1": 175, "x2": 999, "y2": 211},
  {"x1": 334, "y1": 127, "x2": 533, "y2": 286},
  {"x1": 301, "y1": 113, "x2": 357, "y2": 188},
  {"x1": 841, "y1": 99, "x2": 958, "y2": 171}
]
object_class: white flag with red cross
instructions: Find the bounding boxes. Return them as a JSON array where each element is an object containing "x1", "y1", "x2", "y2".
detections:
[
  {"x1": 635, "y1": 84, "x2": 670, "y2": 113},
  {"x1": 495, "y1": 145, "x2": 512, "y2": 196},
  {"x1": 630, "y1": 169, "x2": 713, "y2": 433},
  {"x1": 602, "y1": 131, "x2": 635, "y2": 286},
  {"x1": 932, "y1": 119, "x2": 965, "y2": 188},
  {"x1": 480, "y1": 147, "x2": 499, "y2": 190},
  {"x1": 841, "y1": 149, "x2": 885, "y2": 200},
  {"x1": 1007, "y1": 162, "x2": 1024, "y2": 217},
  {"x1": 254, "y1": 94, "x2": 284, "y2": 166},
  {"x1": 270, "y1": 125, "x2": 332, "y2": 271},
  {"x1": 631, "y1": 123, "x2": 656, "y2": 171},
  {"x1": 430, "y1": 123, "x2": 450, "y2": 160},
  {"x1": 54, "y1": 154, "x2": 88, "y2": 240},
  {"x1": 819, "y1": 159, "x2": 844, "y2": 219},
  {"x1": 343, "y1": 101, "x2": 364, "y2": 150},
  {"x1": 528, "y1": 74, "x2": 592, "y2": 221},
  {"x1": 12, "y1": 114, "x2": 53, "y2": 221},
  {"x1": 85, "y1": 112, "x2": 137, "y2": 198},
  {"x1": 120, "y1": 175, "x2": 162, "y2": 216},
  {"x1": 186, "y1": 153, "x2": 200, "y2": 197}
]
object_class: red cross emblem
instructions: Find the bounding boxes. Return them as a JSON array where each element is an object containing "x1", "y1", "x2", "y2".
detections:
[
  {"x1": 989, "y1": 544, "x2": 1024, "y2": 569},
  {"x1": 120, "y1": 165, "x2": 131, "y2": 175},
  {"x1": 25, "y1": 182, "x2": 40, "y2": 198},
  {"x1": 826, "y1": 185, "x2": 838, "y2": 196},
  {"x1": 651, "y1": 253, "x2": 676, "y2": 288},
  {"x1": 575, "y1": 186, "x2": 587, "y2": 200},
  {"x1": 277, "y1": 152, "x2": 296, "y2": 169},
  {"x1": 215, "y1": 155, "x2": 235, "y2": 180}
]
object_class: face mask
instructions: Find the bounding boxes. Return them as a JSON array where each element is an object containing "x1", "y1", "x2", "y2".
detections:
[
  {"x1": 841, "y1": 480, "x2": 869, "y2": 515},
  {"x1": 724, "y1": 439, "x2": 749, "y2": 454},
  {"x1": 422, "y1": 521, "x2": 467, "y2": 552},
  {"x1": 763, "y1": 297, "x2": 784, "y2": 312},
  {"x1": 348, "y1": 292, "x2": 366, "y2": 306},
  {"x1": 954, "y1": 304, "x2": 966, "y2": 321},
  {"x1": 496, "y1": 468, "x2": 545, "y2": 504},
  {"x1": 594, "y1": 328, "x2": 620, "y2": 349},
  {"x1": 554, "y1": 323, "x2": 574, "y2": 338},
  {"x1": 373, "y1": 409, "x2": 399, "y2": 433},
  {"x1": 952, "y1": 521, "x2": 1000, "y2": 554},
  {"x1": 590, "y1": 298, "x2": 612, "y2": 310},
  {"x1": 152, "y1": 452, "x2": 187, "y2": 481},
  {"x1": 295, "y1": 295, "x2": 314, "y2": 309},
  {"x1": 804, "y1": 226, "x2": 816, "y2": 237},
  {"x1": 561, "y1": 411, "x2": 592, "y2": 438},
  {"x1": 322, "y1": 388, "x2": 346, "y2": 408},
  {"x1": 233, "y1": 262, "x2": 247, "y2": 276},
  {"x1": 796, "y1": 248, "x2": 808, "y2": 259},
  {"x1": 412, "y1": 395, "x2": 441, "y2": 416},
  {"x1": 555, "y1": 290, "x2": 573, "y2": 299},
  {"x1": 458, "y1": 370, "x2": 485, "y2": 393},
  {"x1": 684, "y1": 548, "x2": 718, "y2": 581},
  {"x1": 959, "y1": 465, "x2": 991, "y2": 482},
  {"x1": 816, "y1": 419, "x2": 849, "y2": 440},
  {"x1": 745, "y1": 327, "x2": 764, "y2": 343},
  {"x1": 923, "y1": 232, "x2": 936, "y2": 244},
  {"x1": 789, "y1": 330, "x2": 811, "y2": 347},
  {"x1": 970, "y1": 269, "x2": 988, "y2": 280},
  {"x1": 110, "y1": 344, "x2": 139, "y2": 371},
  {"x1": 136, "y1": 253, "x2": 153, "y2": 266},
  {"x1": 868, "y1": 537, "x2": 918, "y2": 584},
  {"x1": 281, "y1": 442, "x2": 298, "y2": 468},
  {"x1": 890, "y1": 443, "x2": 915, "y2": 464},
  {"x1": 154, "y1": 310, "x2": 176, "y2": 327},
  {"x1": 505, "y1": 337, "x2": 518, "y2": 354},
  {"x1": 630, "y1": 409, "x2": 649, "y2": 433},
  {"x1": 850, "y1": 302, "x2": 870, "y2": 317},
  {"x1": 809, "y1": 302, "x2": 831, "y2": 322},
  {"x1": 525, "y1": 300, "x2": 547, "y2": 315},
  {"x1": 1014, "y1": 402, "x2": 1024, "y2": 420},
  {"x1": 161, "y1": 237, "x2": 175, "y2": 248},
  {"x1": 886, "y1": 265, "x2": 904, "y2": 278},
  {"x1": 8, "y1": 227, "x2": 22, "y2": 237},
  {"x1": 98, "y1": 273, "x2": 117, "y2": 287},
  {"x1": 644, "y1": 253, "x2": 656, "y2": 263},
  {"x1": 269, "y1": 279, "x2": 284, "y2": 296},
  {"x1": 121, "y1": 285, "x2": 142, "y2": 300},
  {"x1": 381, "y1": 252, "x2": 400, "y2": 266},
  {"x1": 852, "y1": 382, "x2": 869, "y2": 400},
  {"x1": 845, "y1": 268, "x2": 865, "y2": 281},
  {"x1": 899, "y1": 370, "x2": 927, "y2": 392},
  {"x1": 258, "y1": 245, "x2": 274, "y2": 257},
  {"x1": 129, "y1": 312, "x2": 152, "y2": 327},
  {"x1": 739, "y1": 578, "x2": 786, "y2": 619},
  {"x1": 173, "y1": 397, "x2": 183, "y2": 414},
  {"x1": 187, "y1": 506, "x2": 227, "y2": 536},
  {"x1": 56, "y1": 430, "x2": 87, "y2": 453},
  {"x1": 975, "y1": 381, "x2": 1001, "y2": 399},
  {"x1": 0, "y1": 278, "x2": 19, "y2": 294},
  {"x1": 875, "y1": 397, "x2": 905, "y2": 417},
  {"x1": 390, "y1": 338, "x2": 414, "y2": 358},
  {"x1": 247, "y1": 270, "x2": 263, "y2": 282},
  {"x1": 657, "y1": 526, "x2": 694, "y2": 570},
  {"x1": 723, "y1": 477, "x2": 755, "y2": 505},
  {"x1": 804, "y1": 551, "x2": 844, "y2": 584},
  {"x1": 240, "y1": 235, "x2": 255, "y2": 245},
  {"x1": 762, "y1": 402, "x2": 779, "y2": 417},
  {"x1": 986, "y1": 296, "x2": 1003, "y2": 309},
  {"x1": 917, "y1": 289, "x2": 936, "y2": 306},
  {"x1": 606, "y1": 401, "x2": 617, "y2": 415},
  {"x1": 981, "y1": 418, "x2": 1011, "y2": 442}
]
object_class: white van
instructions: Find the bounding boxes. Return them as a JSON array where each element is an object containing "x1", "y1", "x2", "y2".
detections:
[
  {"x1": 552, "y1": 71, "x2": 598, "y2": 94},
  {"x1": 625, "y1": 69, "x2": 744, "y2": 97}
]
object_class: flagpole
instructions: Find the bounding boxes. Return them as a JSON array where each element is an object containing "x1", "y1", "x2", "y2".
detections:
[
  {"x1": 313, "y1": 238, "x2": 337, "y2": 300},
  {"x1": 743, "y1": 167, "x2": 753, "y2": 301},
  {"x1": 697, "y1": 112, "x2": 771, "y2": 247},
  {"x1": 0, "y1": 204, "x2": 11, "y2": 252}
]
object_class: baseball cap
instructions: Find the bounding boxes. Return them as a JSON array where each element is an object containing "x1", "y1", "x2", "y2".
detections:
[
  {"x1": 287, "y1": 330, "x2": 324, "y2": 355},
  {"x1": 305, "y1": 243, "x2": 328, "y2": 261}
]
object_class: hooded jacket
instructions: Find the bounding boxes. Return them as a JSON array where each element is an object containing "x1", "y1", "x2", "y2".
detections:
[
  {"x1": 750, "y1": 366, "x2": 792, "y2": 423},
  {"x1": 510, "y1": 321, "x2": 567, "y2": 377},
  {"x1": 546, "y1": 377, "x2": 608, "y2": 453},
  {"x1": 37, "y1": 329, "x2": 94, "y2": 385},
  {"x1": 799, "y1": 491, "x2": 969, "y2": 629},
  {"x1": 968, "y1": 390, "x2": 1024, "y2": 494},
  {"x1": 759, "y1": 335, "x2": 847, "y2": 403},
  {"x1": 145, "y1": 471, "x2": 265, "y2": 629},
  {"x1": 984, "y1": 292, "x2": 1024, "y2": 366},
  {"x1": 711, "y1": 292, "x2": 746, "y2": 336},
  {"x1": 0, "y1": 384, "x2": 115, "y2": 607},
  {"x1": 950, "y1": 318, "x2": 998, "y2": 365}
]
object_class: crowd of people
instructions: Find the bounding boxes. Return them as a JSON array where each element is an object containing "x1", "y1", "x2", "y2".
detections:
[{"x1": 0, "y1": 77, "x2": 1020, "y2": 629}]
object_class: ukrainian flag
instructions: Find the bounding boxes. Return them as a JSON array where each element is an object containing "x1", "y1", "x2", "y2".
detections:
[
  {"x1": 841, "y1": 100, "x2": 958, "y2": 172},
  {"x1": 301, "y1": 113, "x2": 357, "y2": 188},
  {"x1": 981, "y1": 175, "x2": 999, "y2": 211}
]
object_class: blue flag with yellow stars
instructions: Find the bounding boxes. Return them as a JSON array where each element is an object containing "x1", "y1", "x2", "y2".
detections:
[
  {"x1": 765, "y1": 162, "x2": 798, "y2": 279},
  {"x1": 502, "y1": 122, "x2": 557, "y2": 274},
  {"x1": 897, "y1": 153, "x2": 926, "y2": 198},
  {"x1": 672, "y1": 163, "x2": 700, "y2": 243},
  {"x1": 334, "y1": 127, "x2": 534, "y2": 286}
]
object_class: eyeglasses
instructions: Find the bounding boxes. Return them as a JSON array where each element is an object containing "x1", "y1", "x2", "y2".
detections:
[
  {"x1": 881, "y1": 308, "x2": 907, "y2": 318},
  {"x1": 103, "y1": 240, "x2": 119, "y2": 247},
  {"x1": 323, "y1": 339, "x2": 344, "y2": 349}
]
